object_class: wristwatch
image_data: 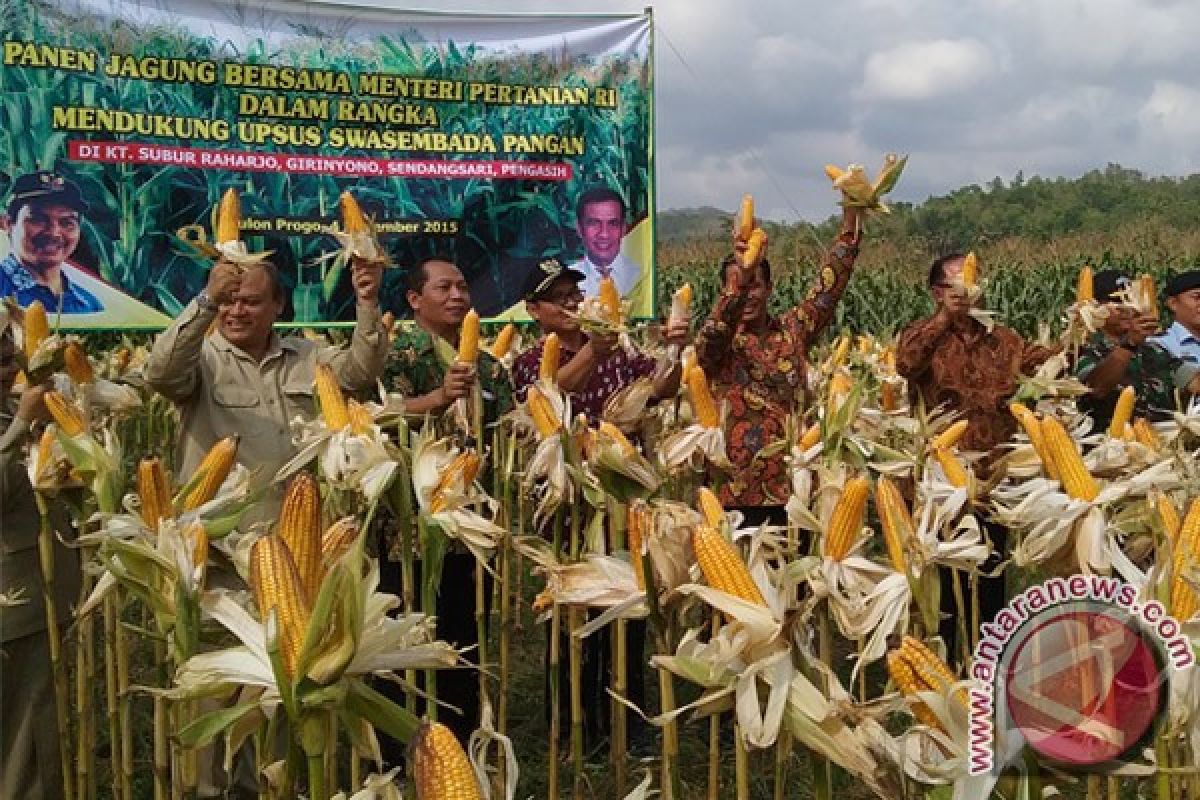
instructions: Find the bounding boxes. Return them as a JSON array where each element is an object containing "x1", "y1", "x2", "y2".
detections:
[{"x1": 196, "y1": 291, "x2": 218, "y2": 312}]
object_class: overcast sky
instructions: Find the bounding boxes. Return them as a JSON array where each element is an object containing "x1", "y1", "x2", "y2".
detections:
[{"x1": 442, "y1": 0, "x2": 1200, "y2": 222}]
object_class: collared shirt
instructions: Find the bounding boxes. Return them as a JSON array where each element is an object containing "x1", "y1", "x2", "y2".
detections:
[
  {"x1": 896, "y1": 316, "x2": 1057, "y2": 458},
  {"x1": 572, "y1": 252, "x2": 643, "y2": 299},
  {"x1": 511, "y1": 334, "x2": 657, "y2": 423},
  {"x1": 1074, "y1": 333, "x2": 1181, "y2": 427},
  {"x1": 384, "y1": 324, "x2": 514, "y2": 433},
  {"x1": 1151, "y1": 321, "x2": 1200, "y2": 366},
  {"x1": 694, "y1": 229, "x2": 860, "y2": 508},
  {"x1": 144, "y1": 298, "x2": 389, "y2": 517},
  {"x1": 0, "y1": 254, "x2": 103, "y2": 313}
]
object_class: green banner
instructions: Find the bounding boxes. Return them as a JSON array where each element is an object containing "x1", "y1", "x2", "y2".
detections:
[{"x1": 1, "y1": 1, "x2": 655, "y2": 328}]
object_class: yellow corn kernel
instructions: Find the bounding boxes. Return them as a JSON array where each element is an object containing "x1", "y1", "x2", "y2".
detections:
[
  {"x1": 1171, "y1": 498, "x2": 1200, "y2": 621},
  {"x1": 185, "y1": 522, "x2": 209, "y2": 576},
  {"x1": 880, "y1": 380, "x2": 898, "y2": 412},
  {"x1": 430, "y1": 450, "x2": 480, "y2": 514},
  {"x1": 339, "y1": 190, "x2": 369, "y2": 234},
  {"x1": 876, "y1": 477, "x2": 913, "y2": 574},
  {"x1": 1132, "y1": 417, "x2": 1160, "y2": 451},
  {"x1": 321, "y1": 517, "x2": 360, "y2": 566},
  {"x1": 686, "y1": 365, "x2": 720, "y2": 428},
  {"x1": 315, "y1": 363, "x2": 350, "y2": 431},
  {"x1": 696, "y1": 487, "x2": 725, "y2": 529},
  {"x1": 1040, "y1": 417, "x2": 1099, "y2": 502},
  {"x1": 44, "y1": 391, "x2": 86, "y2": 437},
  {"x1": 137, "y1": 457, "x2": 173, "y2": 533},
  {"x1": 457, "y1": 310, "x2": 480, "y2": 363},
  {"x1": 1153, "y1": 490, "x2": 1181, "y2": 544},
  {"x1": 540, "y1": 333, "x2": 560, "y2": 383},
  {"x1": 215, "y1": 187, "x2": 241, "y2": 244},
  {"x1": 930, "y1": 419, "x2": 969, "y2": 451},
  {"x1": 880, "y1": 346, "x2": 896, "y2": 372},
  {"x1": 113, "y1": 347, "x2": 131, "y2": 375},
  {"x1": 799, "y1": 422, "x2": 822, "y2": 450},
  {"x1": 1009, "y1": 403, "x2": 1059, "y2": 481},
  {"x1": 668, "y1": 283, "x2": 693, "y2": 326},
  {"x1": 249, "y1": 534, "x2": 311, "y2": 680},
  {"x1": 489, "y1": 323, "x2": 517, "y2": 360},
  {"x1": 1141, "y1": 274, "x2": 1159, "y2": 318},
  {"x1": 181, "y1": 435, "x2": 239, "y2": 511},
  {"x1": 1108, "y1": 386, "x2": 1137, "y2": 439},
  {"x1": 278, "y1": 473, "x2": 324, "y2": 601},
  {"x1": 347, "y1": 399, "x2": 373, "y2": 436},
  {"x1": 412, "y1": 720, "x2": 483, "y2": 800},
  {"x1": 692, "y1": 524, "x2": 765, "y2": 607},
  {"x1": 823, "y1": 476, "x2": 871, "y2": 561},
  {"x1": 829, "y1": 334, "x2": 850, "y2": 369},
  {"x1": 599, "y1": 275, "x2": 622, "y2": 324},
  {"x1": 736, "y1": 194, "x2": 755, "y2": 241},
  {"x1": 598, "y1": 421, "x2": 637, "y2": 458},
  {"x1": 627, "y1": 502, "x2": 648, "y2": 591},
  {"x1": 743, "y1": 227, "x2": 767, "y2": 268},
  {"x1": 960, "y1": 252, "x2": 978, "y2": 289},
  {"x1": 887, "y1": 636, "x2": 966, "y2": 733},
  {"x1": 823, "y1": 164, "x2": 845, "y2": 182},
  {"x1": 1076, "y1": 265, "x2": 1094, "y2": 304},
  {"x1": 933, "y1": 447, "x2": 969, "y2": 488},
  {"x1": 526, "y1": 386, "x2": 562, "y2": 438},
  {"x1": 64, "y1": 341, "x2": 94, "y2": 384},
  {"x1": 23, "y1": 300, "x2": 49, "y2": 361}
]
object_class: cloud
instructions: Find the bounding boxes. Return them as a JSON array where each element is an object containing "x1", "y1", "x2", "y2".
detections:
[{"x1": 860, "y1": 39, "x2": 995, "y2": 102}]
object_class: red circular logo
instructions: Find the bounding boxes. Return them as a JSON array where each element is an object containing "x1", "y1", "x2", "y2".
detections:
[{"x1": 1004, "y1": 609, "x2": 1164, "y2": 766}]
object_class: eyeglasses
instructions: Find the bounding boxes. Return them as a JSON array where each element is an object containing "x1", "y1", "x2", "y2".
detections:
[{"x1": 539, "y1": 288, "x2": 584, "y2": 306}]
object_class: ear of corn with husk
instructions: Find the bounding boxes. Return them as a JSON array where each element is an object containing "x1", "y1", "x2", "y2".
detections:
[
  {"x1": 886, "y1": 636, "x2": 965, "y2": 733},
  {"x1": 539, "y1": 333, "x2": 560, "y2": 383},
  {"x1": 489, "y1": 323, "x2": 517, "y2": 360},
  {"x1": 249, "y1": 534, "x2": 311, "y2": 680},
  {"x1": 743, "y1": 228, "x2": 767, "y2": 269},
  {"x1": 735, "y1": 194, "x2": 755, "y2": 241},
  {"x1": 457, "y1": 310, "x2": 480, "y2": 363},
  {"x1": 64, "y1": 340, "x2": 94, "y2": 384},
  {"x1": 960, "y1": 252, "x2": 978, "y2": 289},
  {"x1": 875, "y1": 477, "x2": 913, "y2": 574},
  {"x1": 315, "y1": 363, "x2": 350, "y2": 431},
  {"x1": 692, "y1": 524, "x2": 765, "y2": 607},
  {"x1": 598, "y1": 275, "x2": 622, "y2": 324},
  {"x1": 214, "y1": 188, "x2": 241, "y2": 245},
  {"x1": 526, "y1": 385, "x2": 562, "y2": 438},
  {"x1": 180, "y1": 435, "x2": 239, "y2": 511},
  {"x1": 137, "y1": 457, "x2": 173, "y2": 533},
  {"x1": 277, "y1": 473, "x2": 324, "y2": 601},
  {"x1": 23, "y1": 300, "x2": 49, "y2": 362},
  {"x1": 1171, "y1": 499, "x2": 1200, "y2": 621},
  {"x1": 823, "y1": 476, "x2": 871, "y2": 560},
  {"x1": 411, "y1": 720, "x2": 483, "y2": 800},
  {"x1": 1040, "y1": 416, "x2": 1099, "y2": 501},
  {"x1": 686, "y1": 366, "x2": 720, "y2": 428},
  {"x1": 1076, "y1": 265, "x2": 1094, "y2": 303},
  {"x1": 1108, "y1": 386, "x2": 1137, "y2": 439},
  {"x1": 44, "y1": 390, "x2": 87, "y2": 437}
]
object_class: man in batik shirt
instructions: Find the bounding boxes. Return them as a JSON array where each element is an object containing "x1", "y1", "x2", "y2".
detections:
[
  {"x1": 896, "y1": 252, "x2": 1058, "y2": 664},
  {"x1": 695, "y1": 205, "x2": 863, "y2": 526}
]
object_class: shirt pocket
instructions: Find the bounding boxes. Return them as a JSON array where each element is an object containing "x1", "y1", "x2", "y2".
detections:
[
  {"x1": 212, "y1": 385, "x2": 262, "y2": 408},
  {"x1": 281, "y1": 377, "x2": 316, "y2": 417}
]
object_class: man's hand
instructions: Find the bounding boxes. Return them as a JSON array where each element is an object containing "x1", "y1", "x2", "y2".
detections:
[
  {"x1": 16, "y1": 383, "x2": 50, "y2": 424},
  {"x1": 206, "y1": 259, "x2": 242, "y2": 305},
  {"x1": 1124, "y1": 312, "x2": 1160, "y2": 346},
  {"x1": 662, "y1": 317, "x2": 690, "y2": 347},
  {"x1": 351, "y1": 256, "x2": 383, "y2": 305},
  {"x1": 589, "y1": 330, "x2": 619, "y2": 358},
  {"x1": 440, "y1": 361, "x2": 476, "y2": 403},
  {"x1": 728, "y1": 232, "x2": 767, "y2": 289}
]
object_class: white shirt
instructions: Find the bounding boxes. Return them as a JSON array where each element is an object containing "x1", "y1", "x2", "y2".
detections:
[
  {"x1": 1151, "y1": 321, "x2": 1200, "y2": 366},
  {"x1": 572, "y1": 252, "x2": 643, "y2": 299}
]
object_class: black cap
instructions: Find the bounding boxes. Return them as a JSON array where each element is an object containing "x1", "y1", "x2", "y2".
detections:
[
  {"x1": 1165, "y1": 270, "x2": 1200, "y2": 298},
  {"x1": 7, "y1": 170, "x2": 89, "y2": 215},
  {"x1": 523, "y1": 257, "x2": 585, "y2": 301},
  {"x1": 1092, "y1": 269, "x2": 1132, "y2": 303}
]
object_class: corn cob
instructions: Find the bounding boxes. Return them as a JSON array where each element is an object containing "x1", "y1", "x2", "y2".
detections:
[
  {"x1": 23, "y1": 300, "x2": 49, "y2": 361},
  {"x1": 686, "y1": 365, "x2": 720, "y2": 428},
  {"x1": 1153, "y1": 490, "x2": 1181, "y2": 543},
  {"x1": 880, "y1": 380, "x2": 898, "y2": 412},
  {"x1": 411, "y1": 720, "x2": 483, "y2": 800},
  {"x1": 1108, "y1": 386, "x2": 1137, "y2": 439},
  {"x1": 681, "y1": 346, "x2": 697, "y2": 375},
  {"x1": 339, "y1": 190, "x2": 369, "y2": 234},
  {"x1": 1132, "y1": 417, "x2": 1160, "y2": 450},
  {"x1": 180, "y1": 435, "x2": 239, "y2": 511},
  {"x1": 137, "y1": 457, "x2": 173, "y2": 533},
  {"x1": 215, "y1": 188, "x2": 241, "y2": 244},
  {"x1": 429, "y1": 450, "x2": 480, "y2": 513},
  {"x1": 598, "y1": 421, "x2": 637, "y2": 458},
  {"x1": 823, "y1": 476, "x2": 871, "y2": 561},
  {"x1": 33, "y1": 427, "x2": 56, "y2": 485},
  {"x1": 933, "y1": 447, "x2": 969, "y2": 488},
  {"x1": 696, "y1": 487, "x2": 726, "y2": 529},
  {"x1": 627, "y1": 502, "x2": 647, "y2": 591},
  {"x1": 1171, "y1": 499, "x2": 1200, "y2": 621},
  {"x1": 743, "y1": 228, "x2": 767, "y2": 268},
  {"x1": 668, "y1": 283, "x2": 693, "y2": 326},
  {"x1": 249, "y1": 535, "x2": 311, "y2": 679},
  {"x1": 113, "y1": 347, "x2": 131, "y2": 375},
  {"x1": 278, "y1": 473, "x2": 324, "y2": 601},
  {"x1": 457, "y1": 310, "x2": 480, "y2": 363},
  {"x1": 1009, "y1": 404, "x2": 1059, "y2": 481},
  {"x1": 44, "y1": 391, "x2": 86, "y2": 437},
  {"x1": 823, "y1": 165, "x2": 845, "y2": 182},
  {"x1": 930, "y1": 419, "x2": 969, "y2": 451},
  {"x1": 876, "y1": 477, "x2": 913, "y2": 574},
  {"x1": 692, "y1": 524, "x2": 765, "y2": 607},
  {"x1": 1141, "y1": 274, "x2": 1159, "y2": 318},
  {"x1": 736, "y1": 194, "x2": 755, "y2": 241},
  {"x1": 347, "y1": 399, "x2": 373, "y2": 436},
  {"x1": 829, "y1": 334, "x2": 850, "y2": 369},
  {"x1": 1040, "y1": 416, "x2": 1099, "y2": 502},
  {"x1": 827, "y1": 371, "x2": 854, "y2": 410},
  {"x1": 960, "y1": 252, "x2": 978, "y2": 289},
  {"x1": 315, "y1": 363, "x2": 350, "y2": 431},
  {"x1": 64, "y1": 341, "x2": 94, "y2": 384},
  {"x1": 526, "y1": 385, "x2": 561, "y2": 437},
  {"x1": 321, "y1": 517, "x2": 360, "y2": 566},
  {"x1": 880, "y1": 346, "x2": 896, "y2": 372},
  {"x1": 599, "y1": 275, "x2": 622, "y2": 323},
  {"x1": 886, "y1": 636, "x2": 965, "y2": 732},
  {"x1": 489, "y1": 323, "x2": 517, "y2": 360},
  {"x1": 1076, "y1": 266, "x2": 1094, "y2": 304},
  {"x1": 856, "y1": 334, "x2": 873, "y2": 355},
  {"x1": 185, "y1": 522, "x2": 209, "y2": 576},
  {"x1": 539, "y1": 333, "x2": 560, "y2": 383},
  {"x1": 799, "y1": 422, "x2": 822, "y2": 450}
]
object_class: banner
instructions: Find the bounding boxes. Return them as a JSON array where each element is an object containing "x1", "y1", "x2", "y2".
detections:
[{"x1": 1, "y1": 0, "x2": 655, "y2": 328}]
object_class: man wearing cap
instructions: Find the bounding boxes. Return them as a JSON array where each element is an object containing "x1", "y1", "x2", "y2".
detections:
[
  {"x1": 511, "y1": 257, "x2": 688, "y2": 419},
  {"x1": 1152, "y1": 270, "x2": 1200, "y2": 367},
  {"x1": 0, "y1": 170, "x2": 103, "y2": 313},
  {"x1": 1074, "y1": 269, "x2": 1189, "y2": 429}
]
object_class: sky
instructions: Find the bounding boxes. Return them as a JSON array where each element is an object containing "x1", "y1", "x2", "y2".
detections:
[{"x1": 409, "y1": 1, "x2": 1200, "y2": 222}]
